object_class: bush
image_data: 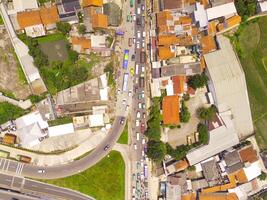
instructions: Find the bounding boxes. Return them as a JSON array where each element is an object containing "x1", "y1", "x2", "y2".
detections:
[
  {"x1": 147, "y1": 140, "x2": 166, "y2": 162},
  {"x1": 197, "y1": 105, "x2": 217, "y2": 122},
  {"x1": 166, "y1": 143, "x2": 191, "y2": 161},
  {"x1": 197, "y1": 123, "x2": 209, "y2": 144},
  {"x1": 187, "y1": 165, "x2": 196, "y2": 171},
  {"x1": 56, "y1": 22, "x2": 71, "y2": 35},
  {"x1": 29, "y1": 94, "x2": 47, "y2": 104},
  {"x1": 0, "y1": 102, "x2": 28, "y2": 124},
  {"x1": 78, "y1": 24, "x2": 86, "y2": 35},
  {"x1": 259, "y1": 172, "x2": 267, "y2": 181},
  {"x1": 48, "y1": 116, "x2": 73, "y2": 126},
  {"x1": 188, "y1": 73, "x2": 209, "y2": 89},
  {"x1": 180, "y1": 101, "x2": 191, "y2": 123},
  {"x1": 235, "y1": 0, "x2": 256, "y2": 20}
]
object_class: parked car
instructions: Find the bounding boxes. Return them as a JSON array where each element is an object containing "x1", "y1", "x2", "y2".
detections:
[
  {"x1": 128, "y1": 38, "x2": 133, "y2": 46},
  {"x1": 141, "y1": 123, "x2": 145, "y2": 133},
  {"x1": 120, "y1": 117, "x2": 125, "y2": 124},
  {"x1": 142, "y1": 31, "x2": 146, "y2": 38},
  {"x1": 38, "y1": 169, "x2": 45, "y2": 173},
  {"x1": 131, "y1": 54, "x2": 135, "y2": 61},
  {"x1": 136, "y1": 41, "x2": 140, "y2": 49},
  {"x1": 132, "y1": 14, "x2": 136, "y2": 21},
  {"x1": 142, "y1": 40, "x2": 145, "y2": 48},
  {"x1": 125, "y1": 105, "x2": 129, "y2": 111},
  {"x1": 141, "y1": 4, "x2": 145, "y2": 11},
  {"x1": 136, "y1": 18, "x2": 141, "y2": 26},
  {"x1": 135, "y1": 120, "x2": 140, "y2": 127},
  {"x1": 136, "y1": 111, "x2": 141, "y2": 118},
  {"x1": 134, "y1": 143, "x2": 137, "y2": 150},
  {"x1": 136, "y1": 132, "x2": 140, "y2": 141},
  {"x1": 137, "y1": 7, "x2": 141, "y2": 15},
  {"x1": 137, "y1": 31, "x2": 141, "y2": 38},
  {"x1": 104, "y1": 144, "x2": 110, "y2": 151},
  {"x1": 142, "y1": 138, "x2": 146, "y2": 144}
]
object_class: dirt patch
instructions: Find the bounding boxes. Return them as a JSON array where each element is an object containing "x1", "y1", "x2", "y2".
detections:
[
  {"x1": 0, "y1": 26, "x2": 31, "y2": 100},
  {"x1": 40, "y1": 40, "x2": 68, "y2": 62}
]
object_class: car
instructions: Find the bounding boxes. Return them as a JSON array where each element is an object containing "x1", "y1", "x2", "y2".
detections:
[
  {"x1": 137, "y1": 7, "x2": 141, "y2": 15},
  {"x1": 136, "y1": 41, "x2": 140, "y2": 49},
  {"x1": 142, "y1": 150, "x2": 145, "y2": 157},
  {"x1": 128, "y1": 38, "x2": 133, "y2": 46},
  {"x1": 141, "y1": 123, "x2": 145, "y2": 133},
  {"x1": 142, "y1": 40, "x2": 145, "y2": 48},
  {"x1": 135, "y1": 64, "x2": 139, "y2": 75},
  {"x1": 104, "y1": 145, "x2": 110, "y2": 151},
  {"x1": 138, "y1": 102, "x2": 142, "y2": 109},
  {"x1": 142, "y1": 31, "x2": 146, "y2": 38},
  {"x1": 136, "y1": 111, "x2": 141, "y2": 118},
  {"x1": 142, "y1": 113, "x2": 146, "y2": 119},
  {"x1": 122, "y1": 99, "x2": 126, "y2": 105},
  {"x1": 141, "y1": 4, "x2": 145, "y2": 11},
  {"x1": 142, "y1": 103, "x2": 145, "y2": 109},
  {"x1": 130, "y1": 67, "x2": 135, "y2": 75},
  {"x1": 133, "y1": 37, "x2": 136, "y2": 44},
  {"x1": 132, "y1": 14, "x2": 136, "y2": 21},
  {"x1": 141, "y1": 66, "x2": 145, "y2": 72},
  {"x1": 142, "y1": 138, "x2": 146, "y2": 144},
  {"x1": 117, "y1": 88, "x2": 121, "y2": 94},
  {"x1": 38, "y1": 169, "x2": 45, "y2": 173},
  {"x1": 128, "y1": 90, "x2": 132, "y2": 96},
  {"x1": 131, "y1": 54, "x2": 135, "y2": 61},
  {"x1": 136, "y1": 132, "x2": 140, "y2": 141},
  {"x1": 136, "y1": 18, "x2": 141, "y2": 26},
  {"x1": 125, "y1": 105, "x2": 129, "y2": 111},
  {"x1": 141, "y1": 91, "x2": 145, "y2": 98},
  {"x1": 137, "y1": 31, "x2": 141, "y2": 38},
  {"x1": 120, "y1": 117, "x2": 125, "y2": 124},
  {"x1": 135, "y1": 120, "x2": 140, "y2": 127},
  {"x1": 132, "y1": 186, "x2": 136, "y2": 194},
  {"x1": 134, "y1": 143, "x2": 137, "y2": 150}
]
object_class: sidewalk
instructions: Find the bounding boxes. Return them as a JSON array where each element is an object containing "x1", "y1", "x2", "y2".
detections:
[
  {"x1": 0, "y1": 130, "x2": 107, "y2": 166},
  {"x1": 0, "y1": 93, "x2": 32, "y2": 109}
]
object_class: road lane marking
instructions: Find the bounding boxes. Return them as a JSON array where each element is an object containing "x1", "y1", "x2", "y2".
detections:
[
  {"x1": 5, "y1": 160, "x2": 10, "y2": 171},
  {"x1": 2, "y1": 159, "x2": 6, "y2": 171}
]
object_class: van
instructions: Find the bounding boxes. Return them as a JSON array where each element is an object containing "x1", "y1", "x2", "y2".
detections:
[
  {"x1": 136, "y1": 132, "x2": 140, "y2": 141},
  {"x1": 135, "y1": 64, "x2": 139, "y2": 75}
]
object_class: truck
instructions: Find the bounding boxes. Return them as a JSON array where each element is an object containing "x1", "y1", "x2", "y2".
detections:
[
  {"x1": 122, "y1": 73, "x2": 129, "y2": 92},
  {"x1": 123, "y1": 49, "x2": 129, "y2": 69},
  {"x1": 140, "y1": 50, "x2": 146, "y2": 63},
  {"x1": 130, "y1": 0, "x2": 134, "y2": 7}
]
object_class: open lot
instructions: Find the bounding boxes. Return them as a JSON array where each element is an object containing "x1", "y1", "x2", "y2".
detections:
[
  {"x1": 233, "y1": 17, "x2": 267, "y2": 149},
  {"x1": 40, "y1": 39, "x2": 68, "y2": 62},
  {"x1": 42, "y1": 151, "x2": 125, "y2": 200}
]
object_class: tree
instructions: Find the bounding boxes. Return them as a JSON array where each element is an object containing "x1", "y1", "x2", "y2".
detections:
[
  {"x1": 68, "y1": 49, "x2": 79, "y2": 63},
  {"x1": 197, "y1": 123, "x2": 209, "y2": 144},
  {"x1": 166, "y1": 143, "x2": 190, "y2": 160},
  {"x1": 147, "y1": 140, "x2": 166, "y2": 162},
  {"x1": 188, "y1": 73, "x2": 209, "y2": 89},
  {"x1": 197, "y1": 105, "x2": 217, "y2": 122},
  {"x1": 56, "y1": 22, "x2": 71, "y2": 35},
  {"x1": 235, "y1": 0, "x2": 256, "y2": 19},
  {"x1": 259, "y1": 172, "x2": 267, "y2": 181},
  {"x1": 180, "y1": 101, "x2": 191, "y2": 123},
  {"x1": 78, "y1": 24, "x2": 86, "y2": 35}
]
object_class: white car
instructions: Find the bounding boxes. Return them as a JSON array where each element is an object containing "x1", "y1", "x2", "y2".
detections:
[
  {"x1": 133, "y1": 37, "x2": 136, "y2": 44},
  {"x1": 134, "y1": 143, "x2": 137, "y2": 150},
  {"x1": 122, "y1": 99, "x2": 126, "y2": 105},
  {"x1": 137, "y1": 31, "x2": 141, "y2": 38},
  {"x1": 142, "y1": 138, "x2": 145, "y2": 144},
  {"x1": 136, "y1": 132, "x2": 140, "y2": 141},
  {"x1": 128, "y1": 90, "x2": 132, "y2": 96},
  {"x1": 132, "y1": 14, "x2": 136, "y2": 21},
  {"x1": 136, "y1": 41, "x2": 140, "y2": 49},
  {"x1": 138, "y1": 102, "x2": 142, "y2": 109},
  {"x1": 135, "y1": 120, "x2": 140, "y2": 127},
  {"x1": 135, "y1": 64, "x2": 139, "y2": 75},
  {"x1": 137, "y1": 7, "x2": 141, "y2": 15},
  {"x1": 142, "y1": 150, "x2": 145, "y2": 157},
  {"x1": 142, "y1": 40, "x2": 145, "y2": 48},
  {"x1": 125, "y1": 105, "x2": 129, "y2": 111},
  {"x1": 142, "y1": 31, "x2": 146, "y2": 38},
  {"x1": 38, "y1": 169, "x2": 45, "y2": 173},
  {"x1": 141, "y1": 66, "x2": 145, "y2": 72},
  {"x1": 136, "y1": 111, "x2": 141, "y2": 118},
  {"x1": 117, "y1": 89, "x2": 121, "y2": 94}
]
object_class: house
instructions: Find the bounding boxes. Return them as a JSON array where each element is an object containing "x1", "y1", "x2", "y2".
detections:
[
  {"x1": 39, "y1": 6, "x2": 60, "y2": 30},
  {"x1": 88, "y1": 114, "x2": 105, "y2": 127},
  {"x1": 17, "y1": 10, "x2": 45, "y2": 37},
  {"x1": 48, "y1": 123, "x2": 74, "y2": 137},
  {"x1": 71, "y1": 36, "x2": 91, "y2": 53},
  {"x1": 239, "y1": 146, "x2": 258, "y2": 164},
  {"x1": 160, "y1": 0, "x2": 196, "y2": 11},
  {"x1": 92, "y1": 13, "x2": 108, "y2": 29},
  {"x1": 57, "y1": 0, "x2": 81, "y2": 22},
  {"x1": 172, "y1": 75, "x2": 186, "y2": 95},
  {"x1": 193, "y1": 2, "x2": 208, "y2": 28},
  {"x1": 103, "y1": 3, "x2": 121, "y2": 26},
  {"x1": 206, "y1": 2, "x2": 237, "y2": 21},
  {"x1": 8, "y1": 0, "x2": 38, "y2": 14},
  {"x1": 162, "y1": 95, "x2": 180, "y2": 125},
  {"x1": 82, "y1": 0, "x2": 103, "y2": 7},
  {"x1": 204, "y1": 35, "x2": 254, "y2": 139},
  {"x1": 200, "y1": 35, "x2": 217, "y2": 54},
  {"x1": 3, "y1": 133, "x2": 17, "y2": 145}
]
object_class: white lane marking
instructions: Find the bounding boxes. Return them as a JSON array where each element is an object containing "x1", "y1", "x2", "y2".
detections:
[
  {"x1": 2, "y1": 159, "x2": 6, "y2": 171},
  {"x1": 5, "y1": 160, "x2": 10, "y2": 171}
]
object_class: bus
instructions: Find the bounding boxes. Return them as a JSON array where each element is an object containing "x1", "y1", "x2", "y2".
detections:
[
  {"x1": 122, "y1": 73, "x2": 129, "y2": 92},
  {"x1": 140, "y1": 50, "x2": 146, "y2": 63},
  {"x1": 123, "y1": 49, "x2": 129, "y2": 69},
  {"x1": 130, "y1": 0, "x2": 134, "y2": 7}
]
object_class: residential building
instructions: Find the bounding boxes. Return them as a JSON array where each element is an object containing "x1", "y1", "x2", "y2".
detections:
[
  {"x1": 48, "y1": 123, "x2": 74, "y2": 137},
  {"x1": 206, "y1": 2, "x2": 237, "y2": 21},
  {"x1": 7, "y1": 0, "x2": 38, "y2": 15},
  {"x1": 56, "y1": 0, "x2": 81, "y2": 22},
  {"x1": 3, "y1": 133, "x2": 17, "y2": 145},
  {"x1": 39, "y1": 6, "x2": 60, "y2": 30},
  {"x1": 92, "y1": 13, "x2": 108, "y2": 29},
  {"x1": 71, "y1": 36, "x2": 91, "y2": 53},
  {"x1": 204, "y1": 35, "x2": 254, "y2": 139},
  {"x1": 162, "y1": 95, "x2": 180, "y2": 125}
]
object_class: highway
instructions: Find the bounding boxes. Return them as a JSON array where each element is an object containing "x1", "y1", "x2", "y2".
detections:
[{"x1": 0, "y1": 173, "x2": 93, "y2": 200}]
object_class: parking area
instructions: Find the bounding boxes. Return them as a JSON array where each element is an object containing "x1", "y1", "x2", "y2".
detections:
[{"x1": 0, "y1": 26, "x2": 31, "y2": 99}]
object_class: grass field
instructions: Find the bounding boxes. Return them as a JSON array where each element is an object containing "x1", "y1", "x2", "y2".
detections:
[
  {"x1": 36, "y1": 33, "x2": 66, "y2": 44},
  {"x1": 117, "y1": 121, "x2": 128, "y2": 144},
  {"x1": 233, "y1": 17, "x2": 267, "y2": 149},
  {"x1": 42, "y1": 151, "x2": 125, "y2": 200}
]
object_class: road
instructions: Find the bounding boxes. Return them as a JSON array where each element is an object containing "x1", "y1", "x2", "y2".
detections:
[
  {"x1": 0, "y1": 173, "x2": 93, "y2": 200},
  {"x1": 0, "y1": 189, "x2": 41, "y2": 200}
]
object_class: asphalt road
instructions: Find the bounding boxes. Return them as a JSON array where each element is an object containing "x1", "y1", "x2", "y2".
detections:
[
  {"x1": 0, "y1": 173, "x2": 93, "y2": 200},
  {"x1": 0, "y1": 189, "x2": 41, "y2": 200}
]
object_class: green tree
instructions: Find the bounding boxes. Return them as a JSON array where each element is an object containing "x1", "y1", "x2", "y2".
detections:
[
  {"x1": 235, "y1": 0, "x2": 256, "y2": 19},
  {"x1": 197, "y1": 105, "x2": 217, "y2": 122},
  {"x1": 78, "y1": 24, "x2": 86, "y2": 35},
  {"x1": 188, "y1": 73, "x2": 209, "y2": 89},
  {"x1": 147, "y1": 140, "x2": 166, "y2": 162},
  {"x1": 180, "y1": 101, "x2": 191, "y2": 123},
  {"x1": 166, "y1": 143, "x2": 190, "y2": 160},
  {"x1": 259, "y1": 172, "x2": 267, "y2": 181},
  {"x1": 197, "y1": 123, "x2": 209, "y2": 144},
  {"x1": 56, "y1": 22, "x2": 71, "y2": 35}
]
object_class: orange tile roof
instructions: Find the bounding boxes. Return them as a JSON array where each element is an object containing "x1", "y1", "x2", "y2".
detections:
[
  {"x1": 217, "y1": 23, "x2": 225, "y2": 32},
  {"x1": 200, "y1": 56, "x2": 206, "y2": 70},
  {"x1": 92, "y1": 14, "x2": 108, "y2": 28},
  {"x1": 199, "y1": 193, "x2": 238, "y2": 200},
  {"x1": 157, "y1": 11, "x2": 173, "y2": 27},
  {"x1": 158, "y1": 35, "x2": 180, "y2": 46},
  {"x1": 162, "y1": 79, "x2": 169, "y2": 86},
  {"x1": 200, "y1": 0, "x2": 209, "y2": 8},
  {"x1": 202, "y1": 174, "x2": 236, "y2": 193},
  {"x1": 208, "y1": 21, "x2": 217, "y2": 35},
  {"x1": 175, "y1": 159, "x2": 189, "y2": 171},
  {"x1": 239, "y1": 146, "x2": 258, "y2": 163},
  {"x1": 82, "y1": 0, "x2": 103, "y2": 7},
  {"x1": 40, "y1": 6, "x2": 59, "y2": 26},
  {"x1": 162, "y1": 95, "x2": 180, "y2": 125},
  {"x1": 192, "y1": 26, "x2": 199, "y2": 36},
  {"x1": 179, "y1": 16, "x2": 192, "y2": 25},
  {"x1": 182, "y1": 193, "x2": 197, "y2": 200},
  {"x1": 172, "y1": 75, "x2": 185, "y2": 94},
  {"x1": 17, "y1": 10, "x2": 42, "y2": 29},
  {"x1": 158, "y1": 46, "x2": 175, "y2": 60},
  {"x1": 233, "y1": 169, "x2": 248, "y2": 184},
  {"x1": 226, "y1": 15, "x2": 241, "y2": 28},
  {"x1": 178, "y1": 35, "x2": 193, "y2": 46},
  {"x1": 201, "y1": 35, "x2": 217, "y2": 54},
  {"x1": 71, "y1": 36, "x2": 91, "y2": 52},
  {"x1": 3, "y1": 134, "x2": 16, "y2": 145}
]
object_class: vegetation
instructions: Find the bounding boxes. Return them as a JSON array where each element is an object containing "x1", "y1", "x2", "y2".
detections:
[
  {"x1": 166, "y1": 143, "x2": 190, "y2": 161},
  {"x1": 187, "y1": 73, "x2": 209, "y2": 90},
  {"x1": 78, "y1": 24, "x2": 86, "y2": 35},
  {"x1": 0, "y1": 102, "x2": 28, "y2": 124},
  {"x1": 37, "y1": 0, "x2": 55, "y2": 6},
  {"x1": 187, "y1": 165, "x2": 196, "y2": 171},
  {"x1": 56, "y1": 22, "x2": 71, "y2": 35},
  {"x1": 117, "y1": 121, "x2": 128, "y2": 144},
  {"x1": 104, "y1": 62, "x2": 115, "y2": 87},
  {"x1": 180, "y1": 100, "x2": 191, "y2": 123},
  {"x1": 197, "y1": 123, "x2": 209, "y2": 144},
  {"x1": 36, "y1": 33, "x2": 66, "y2": 44},
  {"x1": 107, "y1": 36, "x2": 114, "y2": 48},
  {"x1": 29, "y1": 94, "x2": 47, "y2": 104},
  {"x1": 147, "y1": 140, "x2": 166, "y2": 162},
  {"x1": 42, "y1": 151, "x2": 125, "y2": 200},
  {"x1": 230, "y1": 17, "x2": 267, "y2": 149},
  {"x1": 235, "y1": 0, "x2": 256, "y2": 20},
  {"x1": 48, "y1": 116, "x2": 73, "y2": 126},
  {"x1": 0, "y1": 14, "x2": 4, "y2": 25},
  {"x1": 0, "y1": 89, "x2": 17, "y2": 100},
  {"x1": 259, "y1": 171, "x2": 267, "y2": 181},
  {"x1": 197, "y1": 105, "x2": 217, "y2": 122}
]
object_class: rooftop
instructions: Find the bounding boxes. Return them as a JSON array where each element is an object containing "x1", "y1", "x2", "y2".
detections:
[
  {"x1": 158, "y1": 46, "x2": 175, "y2": 60},
  {"x1": 206, "y1": 2, "x2": 237, "y2": 21},
  {"x1": 40, "y1": 6, "x2": 60, "y2": 26},
  {"x1": 158, "y1": 35, "x2": 180, "y2": 46},
  {"x1": 82, "y1": 0, "x2": 103, "y2": 7},
  {"x1": 201, "y1": 35, "x2": 217, "y2": 54},
  {"x1": 239, "y1": 146, "x2": 258, "y2": 164},
  {"x1": 17, "y1": 10, "x2": 42, "y2": 29},
  {"x1": 172, "y1": 75, "x2": 186, "y2": 94},
  {"x1": 162, "y1": 95, "x2": 180, "y2": 125},
  {"x1": 92, "y1": 14, "x2": 108, "y2": 28},
  {"x1": 71, "y1": 36, "x2": 91, "y2": 52}
]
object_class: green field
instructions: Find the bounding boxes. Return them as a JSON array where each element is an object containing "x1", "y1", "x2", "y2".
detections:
[
  {"x1": 42, "y1": 151, "x2": 125, "y2": 200},
  {"x1": 233, "y1": 17, "x2": 267, "y2": 149},
  {"x1": 117, "y1": 121, "x2": 128, "y2": 144}
]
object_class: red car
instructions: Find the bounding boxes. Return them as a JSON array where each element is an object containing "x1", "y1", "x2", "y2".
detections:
[{"x1": 141, "y1": 123, "x2": 145, "y2": 133}]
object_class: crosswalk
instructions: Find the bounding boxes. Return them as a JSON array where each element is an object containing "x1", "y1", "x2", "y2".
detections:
[{"x1": 0, "y1": 158, "x2": 24, "y2": 175}]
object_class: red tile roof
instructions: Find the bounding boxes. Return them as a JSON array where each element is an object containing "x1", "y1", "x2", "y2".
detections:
[{"x1": 162, "y1": 95, "x2": 180, "y2": 125}]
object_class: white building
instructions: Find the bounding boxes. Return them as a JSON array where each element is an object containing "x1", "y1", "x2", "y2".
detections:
[
  {"x1": 206, "y1": 2, "x2": 237, "y2": 21},
  {"x1": 89, "y1": 114, "x2": 105, "y2": 127},
  {"x1": 48, "y1": 123, "x2": 74, "y2": 137},
  {"x1": 8, "y1": 0, "x2": 38, "y2": 15},
  {"x1": 257, "y1": 0, "x2": 267, "y2": 12}
]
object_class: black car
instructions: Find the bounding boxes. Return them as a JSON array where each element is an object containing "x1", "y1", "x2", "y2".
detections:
[
  {"x1": 120, "y1": 117, "x2": 125, "y2": 124},
  {"x1": 104, "y1": 145, "x2": 110, "y2": 151},
  {"x1": 131, "y1": 54, "x2": 135, "y2": 61},
  {"x1": 136, "y1": 18, "x2": 141, "y2": 26}
]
